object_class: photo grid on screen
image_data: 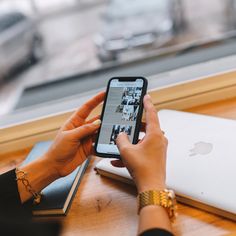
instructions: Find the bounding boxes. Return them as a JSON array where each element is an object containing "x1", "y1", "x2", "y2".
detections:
[
  {"x1": 108, "y1": 86, "x2": 142, "y2": 144},
  {"x1": 97, "y1": 84, "x2": 143, "y2": 150}
]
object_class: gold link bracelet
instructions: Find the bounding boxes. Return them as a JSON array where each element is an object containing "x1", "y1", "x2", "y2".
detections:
[
  {"x1": 137, "y1": 189, "x2": 177, "y2": 222},
  {"x1": 15, "y1": 168, "x2": 42, "y2": 204}
]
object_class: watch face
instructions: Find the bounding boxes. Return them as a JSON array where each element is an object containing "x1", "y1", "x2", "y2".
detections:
[
  {"x1": 167, "y1": 189, "x2": 176, "y2": 199},
  {"x1": 166, "y1": 189, "x2": 177, "y2": 221}
]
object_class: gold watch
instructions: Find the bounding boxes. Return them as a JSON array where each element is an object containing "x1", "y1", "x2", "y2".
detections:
[{"x1": 137, "y1": 189, "x2": 177, "y2": 221}]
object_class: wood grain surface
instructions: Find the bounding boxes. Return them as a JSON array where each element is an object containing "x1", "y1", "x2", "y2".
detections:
[{"x1": 1, "y1": 97, "x2": 236, "y2": 236}]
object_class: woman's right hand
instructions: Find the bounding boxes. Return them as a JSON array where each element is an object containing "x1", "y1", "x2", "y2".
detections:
[{"x1": 116, "y1": 94, "x2": 168, "y2": 193}]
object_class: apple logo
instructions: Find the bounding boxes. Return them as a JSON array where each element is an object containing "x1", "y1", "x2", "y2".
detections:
[{"x1": 189, "y1": 142, "x2": 213, "y2": 156}]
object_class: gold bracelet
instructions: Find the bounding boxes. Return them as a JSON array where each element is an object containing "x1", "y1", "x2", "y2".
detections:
[
  {"x1": 16, "y1": 168, "x2": 42, "y2": 204},
  {"x1": 137, "y1": 189, "x2": 177, "y2": 222}
]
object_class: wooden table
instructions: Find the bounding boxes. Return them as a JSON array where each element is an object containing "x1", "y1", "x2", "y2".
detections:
[{"x1": 1, "y1": 98, "x2": 236, "y2": 236}]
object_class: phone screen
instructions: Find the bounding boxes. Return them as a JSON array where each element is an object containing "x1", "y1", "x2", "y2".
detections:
[{"x1": 96, "y1": 78, "x2": 146, "y2": 156}]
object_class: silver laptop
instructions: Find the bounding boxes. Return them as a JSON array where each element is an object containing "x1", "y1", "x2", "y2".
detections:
[{"x1": 158, "y1": 109, "x2": 236, "y2": 221}]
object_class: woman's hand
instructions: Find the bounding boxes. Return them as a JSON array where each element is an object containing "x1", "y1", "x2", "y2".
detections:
[
  {"x1": 116, "y1": 95, "x2": 172, "y2": 234},
  {"x1": 43, "y1": 92, "x2": 105, "y2": 179},
  {"x1": 17, "y1": 92, "x2": 105, "y2": 203},
  {"x1": 116, "y1": 94, "x2": 168, "y2": 193}
]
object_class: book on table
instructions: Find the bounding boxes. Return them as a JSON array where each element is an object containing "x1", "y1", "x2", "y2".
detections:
[{"x1": 22, "y1": 141, "x2": 89, "y2": 216}]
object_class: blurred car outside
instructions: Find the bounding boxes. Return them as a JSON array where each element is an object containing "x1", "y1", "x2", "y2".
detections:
[
  {"x1": 94, "y1": 0, "x2": 185, "y2": 62},
  {"x1": 0, "y1": 11, "x2": 44, "y2": 81}
]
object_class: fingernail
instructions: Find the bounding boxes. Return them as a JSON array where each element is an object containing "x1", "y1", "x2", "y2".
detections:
[
  {"x1": 118, "y1": 132, "x2": 126, "y2": 136},
  {"x1": 92, "y1": 119, "x2": 101, "y2": 126},
  {"x1": 146, "y1": 94, "x2": 151, "y2": 99}
]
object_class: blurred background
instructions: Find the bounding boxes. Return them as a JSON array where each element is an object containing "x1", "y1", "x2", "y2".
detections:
[{"x1": 1, "y1": 0, "x2": 236, "y2": 121}]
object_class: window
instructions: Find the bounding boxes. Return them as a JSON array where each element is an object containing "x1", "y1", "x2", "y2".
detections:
[{"x1": 1, "y1": 0, "x2": 236, "y2": 125}]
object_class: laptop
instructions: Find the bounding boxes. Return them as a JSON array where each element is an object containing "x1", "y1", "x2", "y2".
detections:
[
  {"x1": 95, "y1": 109, "x2": 236, "y2": 221},
  {"x1": 158, "y1": 109, "x2": 236, "y2": 221}
]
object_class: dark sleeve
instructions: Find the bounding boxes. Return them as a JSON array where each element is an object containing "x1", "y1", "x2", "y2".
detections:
[
  {"x1": 0, "y1": 169, "x2": 61, "y2": 236},
  {"x1": 0, "y1": 168, "x2": 31, "y2": 218},
  {"x1": 1, "y1": 219, "x2": 61, "y2": 236},
  {"x1": 140, "y1": 228, "x2": 174, "y2": 236}
]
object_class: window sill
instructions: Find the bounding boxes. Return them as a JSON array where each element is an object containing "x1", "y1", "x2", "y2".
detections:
[{"x1": 1, "y1": 69, "x2": 236, "y2": 155}]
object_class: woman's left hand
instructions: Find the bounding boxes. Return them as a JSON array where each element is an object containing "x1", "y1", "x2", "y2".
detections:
[{"x1": 43, "y1": 92, "x2": 105, "y2": 178}]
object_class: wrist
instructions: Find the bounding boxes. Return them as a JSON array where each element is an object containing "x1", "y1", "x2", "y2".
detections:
[
  {"x1": 17, "y1": 156, "x2": 59, "y2": 203},
  {"x1": 22, "y1": 157, "x2": 59, "y2": 183},
  {"x1": 136, "y1": 179, "x2": 166, "y2": 193},
  {"x1": 40, "y1": 152, "x2": 60, "y2": 180}
]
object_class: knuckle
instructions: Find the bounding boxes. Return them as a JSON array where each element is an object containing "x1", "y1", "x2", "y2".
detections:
[
  {"x1": 163, "y1": 137, "x2": 168, "y2": 146},
  {"x1": 119, "y1": 145, "x2": 130, "y2": 154},
  {"x1": 89, "y1": 123, "x2": 97, "y2": 131},
  {"x1": 147, "y1": 105, "x2": 156, "y2": 113},
  {"x1": 152, "y1": 130, "x2": 163, "y2": 139},
  {"x1": 82, "y1": 124, "x2": 93, "y2": 130},
  {"x1": 79, "y1": 125, "x2": 86, "y2": 132},
  {"x1": 152, "y1": 130, "x2": 168, "y2": 143},
  {"x1": 83, "y1": 103, "x2": 93, "y2": 112},
  {"x1": 82, "y1": 124, "x2": 93, "y2": 132},
  {"x1": 149, "y1": 132, "x2": 157, "y2": 140}
]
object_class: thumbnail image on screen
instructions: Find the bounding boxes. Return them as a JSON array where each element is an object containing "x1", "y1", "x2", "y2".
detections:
[{"x1": 96, "y1": 79, "x2": 143, "y2": 155}]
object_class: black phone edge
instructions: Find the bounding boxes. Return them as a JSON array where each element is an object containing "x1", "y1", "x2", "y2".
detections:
[{"x1": 94, "y1": 76, "x2": 148, "y2": 159}]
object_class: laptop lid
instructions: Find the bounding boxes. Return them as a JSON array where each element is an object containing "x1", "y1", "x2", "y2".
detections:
[{"x1": 158, "y1": 109, "x2": 236, "y2": 221}]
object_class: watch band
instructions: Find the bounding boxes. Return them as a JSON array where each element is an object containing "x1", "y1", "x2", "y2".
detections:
[{"x1": 137, "y1": 189, "x2": 177, "y2": 221}]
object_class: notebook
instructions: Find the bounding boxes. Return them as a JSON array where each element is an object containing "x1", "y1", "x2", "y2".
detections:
[
  {"x1": 22, "y1": 141, "x2": 89, "y2": 216},
  {"x1": 95, "y1": 109, "x2": 236, "y2": 221}
]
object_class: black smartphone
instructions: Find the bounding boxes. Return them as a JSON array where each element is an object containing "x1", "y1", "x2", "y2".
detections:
[{"x1": 95, "y1": 77, "x2": 148, "y2": 158}]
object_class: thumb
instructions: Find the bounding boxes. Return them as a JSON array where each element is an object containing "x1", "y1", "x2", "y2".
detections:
[
  {"x1": 116, "y1": 132, "x2": 131, "y2": 154},
  {"x1": 70, "y1": 119, "x2": 101, "y2": 140}
]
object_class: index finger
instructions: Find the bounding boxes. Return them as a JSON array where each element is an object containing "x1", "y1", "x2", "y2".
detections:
[{"x1": 143, "y1": 94, "x2": 160, "y2": 133}]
